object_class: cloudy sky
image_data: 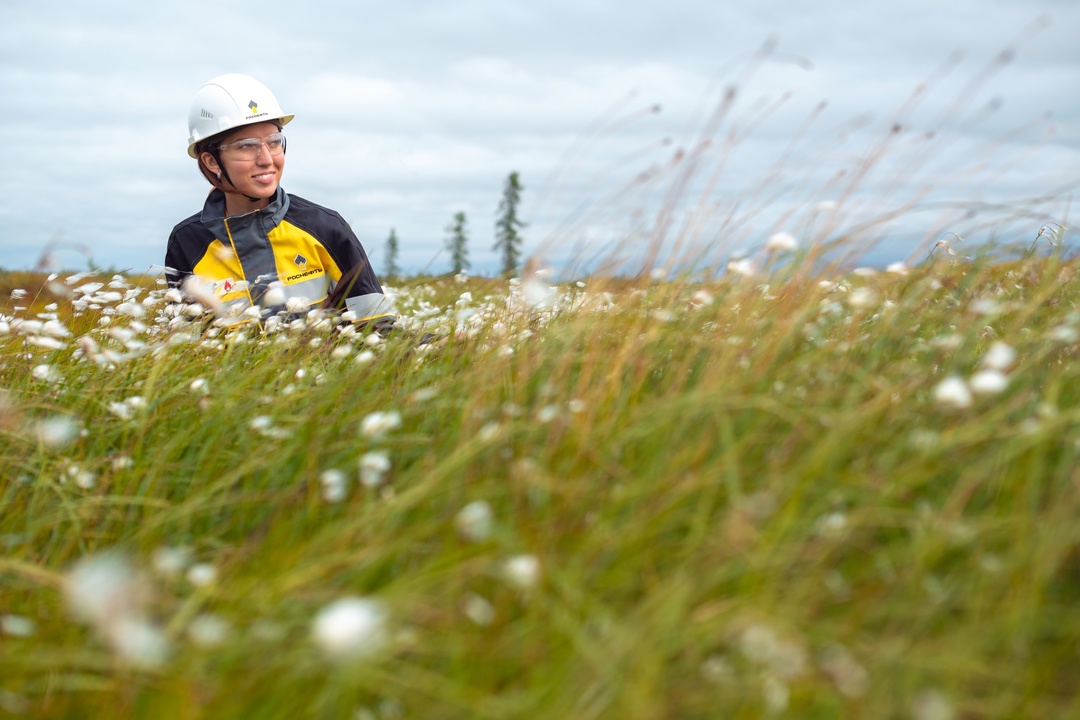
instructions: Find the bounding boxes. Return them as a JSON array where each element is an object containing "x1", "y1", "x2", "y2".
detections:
[{"x1": 1, "y1": 0, "x2": 1077, "y2": 278}]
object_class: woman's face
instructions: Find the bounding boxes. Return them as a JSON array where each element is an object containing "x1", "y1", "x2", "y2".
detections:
[{"x1": 201, "y1": 121, "x2": 285, "y2": 205}]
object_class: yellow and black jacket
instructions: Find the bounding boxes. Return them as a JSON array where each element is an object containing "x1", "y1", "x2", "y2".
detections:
[{"x1": 165, "y1": 187, "x2": 393, "y2": 323}]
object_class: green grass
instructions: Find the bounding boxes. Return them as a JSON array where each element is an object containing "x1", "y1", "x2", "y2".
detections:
[{"x1": 2, "y1": 251, "x2": 1080, "y2": 719}]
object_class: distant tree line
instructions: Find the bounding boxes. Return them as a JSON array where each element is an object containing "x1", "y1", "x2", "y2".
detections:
[{"x1": 383, "y1": 171, "x2": 524, "y2": 278}]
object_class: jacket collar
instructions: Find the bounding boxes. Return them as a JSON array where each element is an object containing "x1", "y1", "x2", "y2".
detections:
[{"x1": 199, "y1": 187, "x2": 290, "y2": 229}]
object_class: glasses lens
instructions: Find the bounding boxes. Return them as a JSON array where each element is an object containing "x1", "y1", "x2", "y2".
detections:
[
  {"x1": 222, "y1": 133, "x2": 285, "y2": 159},
  {"x1": 265, "y1": 133, "x2": 285, "y2": 153}
]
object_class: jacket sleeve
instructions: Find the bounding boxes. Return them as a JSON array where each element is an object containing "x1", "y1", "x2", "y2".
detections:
[
  {"x1": 164, "y1": 230, "x2": 193, "y2": 289},
  {"x1": 321, "y1": 214, "x2": 396, "y2": 322}
]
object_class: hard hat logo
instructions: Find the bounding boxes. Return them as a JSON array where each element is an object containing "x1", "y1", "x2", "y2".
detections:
[{"x1": 248, "y1": 100, "x2": 258, "y2": 114}]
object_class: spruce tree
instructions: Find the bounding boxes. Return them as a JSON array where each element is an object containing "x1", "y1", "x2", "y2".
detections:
[
  {"x1": 445, "y1": 211, "x2": 470, "y2": 275},
  {"x1": 385, "y1": 228, "x2": 400, "y2": 278},
  {"x1": 493, "y1": 172, "x2": 524, "y2": 276}
]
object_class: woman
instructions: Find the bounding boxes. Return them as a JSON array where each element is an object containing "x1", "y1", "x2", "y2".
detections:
[{"x1": 165, "y1": 73, "x2": 393, "y2": 328}]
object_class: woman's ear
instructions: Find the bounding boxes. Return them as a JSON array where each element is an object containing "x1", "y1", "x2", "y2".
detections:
[{"x1": 199, "y1": 151, "x2": 222, "y2": 177}]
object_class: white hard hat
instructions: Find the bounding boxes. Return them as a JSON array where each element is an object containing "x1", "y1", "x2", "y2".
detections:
[{"x1": 187, "y1": 73, "x2": 295, "y2": 158}]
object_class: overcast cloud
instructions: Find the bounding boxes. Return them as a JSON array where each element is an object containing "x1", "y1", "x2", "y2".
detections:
[{"x1": 1, "y1": 0, "x2": 1077, "y2": 277}]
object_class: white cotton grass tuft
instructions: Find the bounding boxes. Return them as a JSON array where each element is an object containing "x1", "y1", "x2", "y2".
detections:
[
  {"x1": 738, "y1": 623, "x2": 807, "y2": 680},
  {"x1": 689, "y1": 289, "x2": 714, "y2": 307},
  {"x1": 285, "y1": 297, "x2": 310, "y2": 314},
  {"x1": 319, "y1": 469, "x2": 349, "y2": 503},
  {"x1": 360, "y1": 411, "x2": 401, "y2": 440},
  {"x1": 462, "y1": 593, "x2": 496, "y2": 626},
  {"x1": 846, "y1": 287, "x2": 878, "y2": 310},
  {"x1": 180, "y1": 276, "x2": 224, "y2": 316},
  {"x1": 911, "y1": 689, "x2": 955, "y2": 720},
  {"x1": 32, "y1": 364, "x2": 58, "y2": 382},
  {"x1": 65, "y1": 463, "x2": 97, "y2": 490},
  {"x1": 262, "y1": 282, "x2": 287, "y2": 307},
  {"x1": 41, "y1": 320, "x2": 71, "y2": 338},
  {"x1": 766, "y1": 232, "x2": 798, "y2": 252},
  {"x1": 968, "y1": 297, "x2": 1002, "y2": 317},
  {"x1": 358, "y1": 451, "x2": 392, "y2": 488},
  {"x1": 311, "y1": 596, "x2": 388, "y2": 660},
  {"x1": 819, "y1": 643, "x2": 869, "y2": 698},
  {"x1": 64, "y1": 553, "x2": 169, "y2": 668},
  {"x1": 969, "y1": 369, "x2": 1009, "y2": 395},
  {"x1": 1, "y1": 614, "x2": 37, "y2": 638},
  {"x1": 186, "y1": 562, "x2": 218, "y2": 588},
  {"x1": 249, "y1": 415, "x2": 290, "y2": 439},
  {"x1": 727, "y1": 258, "x2": 755, "y2": 278},
  {"x1": 151, "y1": 545, "x2": 193, "y2": 578},
  {"x1": 65, "y1": 554, "x2": 139, "y2": 625},
  {"x1": 477, "y1": 422, "x2": 501, "y2": 442},
  {"x1": 187, "y1": 614, "x2": 231, "y2": 648},
  {"x1": 501, "y1": 554, "x2": 541, "y2": 590},
  {"x1": 455, "y1": 500, "x2": 494, "y2": 542},
  {"x1": 110, "y1": 455, "x2": 135, "y2": 471},
  {"x1": 34, "y1": 415, "x2": 80, "y2": 449},
  {"x1": 27, "y1": 336, "x2": 67, "y2": 350},
  {"x1": 932, "y1": 376, "x2": 972, "y2": 409},
  {"x1": 980, "y1": 341, "x2": 1016, "y2": 372},
  {"x1": 116, "y1": 302, "x2": 145, "y2": 318},
  {"x1": 521, "y1": 274, "x2": 557, "y2": 308},
  {"x1": 535, "y1": 405, "x2": 559, "y2": 423}
]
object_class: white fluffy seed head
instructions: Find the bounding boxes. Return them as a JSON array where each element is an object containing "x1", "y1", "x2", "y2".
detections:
[
  {"x1": 501, "y1": 554, "x2": 541, "y2": 590},
  {"x1": 360, "y1": 411, "x2": 401, "y2": 440},
  {"x1": 969, "y1": 369, "x2": 1008, "y2": 395},
  {"x1": 455, "y1": 500, "x2": 494, "y2": 542},
  {"x1": 981, "y1": 341, "x2": 1016, "y2": 371},
  {"x1": 933, "y1": 376, "x2": 972, "y2": 409},
  {"x1": 766, "y1": 232, "x2": 798, "y2": 252},
  {"x1": 727, "y1": 258, "x2": 755, "y2": 277},
  {"x1": 262, "y1": 283, "x2": 287, "y2": 307},
  {"x1": 34, "y1": 416, "x2": 80, "y2": 449},
  {"x1": 285, "y1": 297, "x2": 310, "y2": 314},
  {"x1": 846, "y1": 287, "x2": 878, "y2": 310},
  {"x1": 186, "y1": 563, "x2": 217, "y2": 587},
  {"x1": 151, "y1": 545, "x2": 193, "y2": 577},
  {"x1": 358, "y1": 451, "x2": 392, "y2": 488},
  {"x1": 463, "y1": 593, "x2": 495, "y2": 626},
  {"x1": 0, "y1": 614, "x2": 37, "y2": 638},
  {"x1": 65, "y1": 553, "x2": 143, "y2": 627},
  {"x1": 319, "y1": 469, "x2": 349, "y2": 503},
  {"x1": 311, "y1": 597, "x2": 388, "y2": 660},
  {"x1": 187, "y1": 614, "x2": 231, "y2": 648}
]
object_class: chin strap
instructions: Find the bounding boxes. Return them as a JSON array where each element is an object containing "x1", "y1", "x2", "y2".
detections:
[
  {"x1": 211, "y1": 150, "x2": 261, "y2": 202},
  {"x1": 212, "y1": 141, "x2": 282, "y2": 204}
]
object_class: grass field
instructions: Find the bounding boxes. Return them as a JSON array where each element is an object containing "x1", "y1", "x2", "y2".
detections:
[{"x1": 2, "y1": 241, "x2": 1080, "y2": 718}]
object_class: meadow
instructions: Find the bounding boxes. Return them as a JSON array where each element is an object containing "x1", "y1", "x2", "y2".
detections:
[{"x1": 1, "y1": 235, "x2": 1079, "y2": 720}]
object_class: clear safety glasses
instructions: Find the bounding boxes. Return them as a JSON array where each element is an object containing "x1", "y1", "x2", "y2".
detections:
[{"x1": 217, "y1": 132, "x2": 286, "y2": 160}]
